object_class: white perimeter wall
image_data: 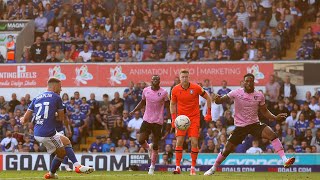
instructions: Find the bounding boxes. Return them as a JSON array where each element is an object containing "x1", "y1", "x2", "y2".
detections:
[{"x1": 0, "y1": 86, "x2": 318, "y2": 101}]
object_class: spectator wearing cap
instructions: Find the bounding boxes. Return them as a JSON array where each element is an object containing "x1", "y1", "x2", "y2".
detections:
[{"x1": 89, "y1": 136, "x2": 103, "y2": 152}]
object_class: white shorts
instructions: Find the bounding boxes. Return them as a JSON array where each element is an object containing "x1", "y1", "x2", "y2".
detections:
[
  {"x1": 57, "y1": 130, "x2": 65, "y2": 136},
  {"x1": 34, "y1": 132, "x2": 64, "y2": 154}
]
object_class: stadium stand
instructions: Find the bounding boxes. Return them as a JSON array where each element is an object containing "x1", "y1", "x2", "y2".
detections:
[{"x1": 0, "y1": 0, "x2": 320, "y2": 159}]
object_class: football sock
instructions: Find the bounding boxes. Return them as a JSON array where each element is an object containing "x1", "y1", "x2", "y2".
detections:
[
  {"x1": 50, "y1": 156, "x2": 63, "y2": 174},
  {"x1": 214, "y1": 152, "x2": 226, "y2": 168},
  {"x1": 151, "y1": 149, "x2": 158, "y2": 167},
  {"x1": 62, "y1": 156, "x2": 68, "y2": 165},
  {"x1": 271, "y1": 138, "x2": 288, "y2": 162},
  {"x1": 175, "y1": 146, "x2": 183, "y2": 167},
  {"x1": 191, "y1": 147, "x2": 199, "y2": 167},
  {"x1": 65, "y1": 144, "x2": 81, "y2": 167}
]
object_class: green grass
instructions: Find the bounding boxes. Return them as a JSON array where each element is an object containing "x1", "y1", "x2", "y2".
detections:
[{"x1": 0, "y1": 171, "x2": 319, "y2": 180}]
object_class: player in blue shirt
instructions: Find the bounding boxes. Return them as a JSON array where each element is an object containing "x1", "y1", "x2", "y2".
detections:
[{"x1": 20, "y1": 78, "x2": 93, "y2": 179}]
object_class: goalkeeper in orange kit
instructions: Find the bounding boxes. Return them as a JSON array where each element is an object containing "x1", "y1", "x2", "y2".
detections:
[{"x1": 170, "y1": 69, "x2": 212, "y2": 175}]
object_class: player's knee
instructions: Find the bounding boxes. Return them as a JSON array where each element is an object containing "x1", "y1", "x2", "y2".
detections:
[
  {"x1": 138, "y1": 139, "x2": 145, "y2": 145},
  {"x1": 56, "y1": 147, "x2": 66, "y2": 159},
  {"x1": 270, "y1": 132, "x2": 278, "y2": 141}
]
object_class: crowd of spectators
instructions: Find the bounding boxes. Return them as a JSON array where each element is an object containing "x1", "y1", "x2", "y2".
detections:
[
  {"x1": 0, "y1": 0, "x2": 319, "y2": 63},
  {"x1": 1, "y1": 75, "x2": 320, "y2": 166}
]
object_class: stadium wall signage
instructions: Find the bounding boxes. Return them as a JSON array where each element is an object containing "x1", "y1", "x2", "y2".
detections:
[
  {"x1": 0, "y1": 21, "x2": 28, "y2": 31},
  {"x1": 139, "y1": 165, "x2": 320, "y2": 172},
  {"x1": 0, "y1": 153, "x2": 319, "y2": 171},
  {"x1": 0, "y1": 63, "x2": 273, "y2": 88}
]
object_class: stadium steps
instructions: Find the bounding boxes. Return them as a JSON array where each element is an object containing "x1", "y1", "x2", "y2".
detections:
[
  {"x1": 86, "y1": 137, "x2": 96, "y2": 144},
  {"x1": 80, "y1": 144, "x2": 90, "y2": 151},
  {"x1": 284, "y1": 21, "x2": 314, "y2": 60},
  {"x1": 92, "y1": 130, "x2": 109, "y2": 137}
]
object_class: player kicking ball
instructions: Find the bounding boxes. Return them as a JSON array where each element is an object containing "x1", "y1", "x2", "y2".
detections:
[
  {"x1": 20, "y1": 78, "x2": 93, "y2": 179},
  {"x1": 170, "y1": 69, "x2": 212, "y2": 175},
  {"x1": 204, "y1": 73, "x2": 295, "y2": 176},
  {"x1": 130, "y1": 75, "x2": 171, "y2": 175}
]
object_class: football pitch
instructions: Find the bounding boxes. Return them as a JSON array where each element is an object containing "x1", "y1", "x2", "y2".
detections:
[{"x1": 0, "y1": 171, "x2": 319, "y2": 180}]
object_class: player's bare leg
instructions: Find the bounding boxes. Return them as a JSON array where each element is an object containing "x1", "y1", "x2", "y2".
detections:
[
  {"x1": 204, "y1": 141, "x2": 236, "y2": 176},
  {"x1": 190, "y1": 137, "x2": 199, "y2": 175},
  {"x1": 60, "y1": 135, "x2": 94, "y2": 174},
  {"x1": 173, "y1": 136, "x2": 184, "y2": 174},
  {"x1": 148, "y1": 136, "x2": 160, "y2": 175},
  {"x1": 262, "y1": 126, "x2": 295, "y2": 168},
  {"x1": 139, "y1": 133, "x2": 151, "y2": 158}
]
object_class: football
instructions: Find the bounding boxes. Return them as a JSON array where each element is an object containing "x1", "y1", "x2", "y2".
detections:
[{"x1": 174, "y1": 115, "x2": 191, "y2": 131}]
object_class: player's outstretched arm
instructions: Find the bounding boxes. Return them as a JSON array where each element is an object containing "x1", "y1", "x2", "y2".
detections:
[
  {"x1": 214, "y1": 94, "x2": 230, "y2": 104},
  {"x1": 259, "y1": 104, "x2": 287, "y2": 121},
  {"x1": 20, "y1": 110, "x2": 33, "y2": 125},
  {"x1": 129, "y1": 99, "x2": 146, "y2": 116}
]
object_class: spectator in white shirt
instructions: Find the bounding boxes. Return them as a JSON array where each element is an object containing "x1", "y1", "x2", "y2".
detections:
[
  {"x1": 285, "y1": 110, "x2": 298, "y2": 129},
  {"x1": 234, "y1": 5, "x2": 250, "y2": 29},
  {"x1": 78, "y1": 44, "x2": 92, "y2": 62},
  {"x1": 196, "y1": 21, "x2": 209, "y2": 39},
  {"x1": 174, "y1": 12, "x2": 189, "y2": 30},
  {"x1": 309, "y1": 96, "x2": 320, "y2": 112},
  {"x1": 127, "y1": 111, "x2": 143, "y2": 140},
  {"x1": 209, "y1": 20, "x2": 223, "y2": 38},
  {"x1": 0, "y1": 131, "x2": 18, "y2": 152},
  {"x1": 164, "y1": 46, "x2": 176, "y2": 62},
  {"x1": 246, "y1": 140, "x2": 263, "y2": 154}
]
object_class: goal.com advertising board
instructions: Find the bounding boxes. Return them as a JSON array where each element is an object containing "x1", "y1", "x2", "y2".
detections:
[
  {"x1": 0, "y1": 153, "x2": 319, "y2": 172},
  {"x1": 0, "y1": 63, "x2": 273, "y2": 88}
]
